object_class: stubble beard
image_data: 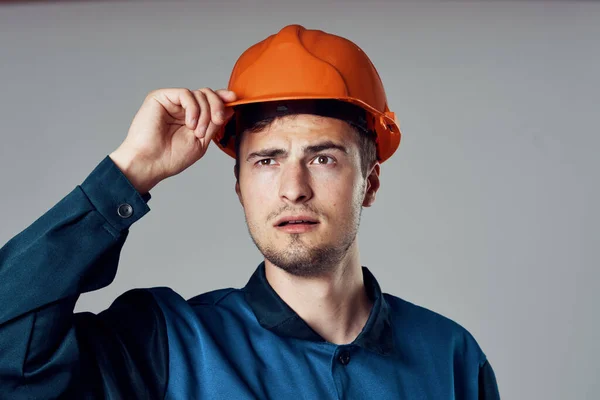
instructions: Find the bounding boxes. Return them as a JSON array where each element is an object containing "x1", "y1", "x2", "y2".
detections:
[{"x1": 246, "y1": 203, "x2": 363, "y2": 278}]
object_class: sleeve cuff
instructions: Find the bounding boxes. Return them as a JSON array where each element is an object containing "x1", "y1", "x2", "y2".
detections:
[
  {"x1": 141, "y1": 192, "x2": 152, "y2": 203},
  {"x1": 80, "y1": 156, "x2": 151, "y2": 233}
]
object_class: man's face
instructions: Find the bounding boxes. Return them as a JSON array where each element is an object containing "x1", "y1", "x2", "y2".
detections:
[{"x1": 235, "y1": 114, "x2": 379, "y2": 277}]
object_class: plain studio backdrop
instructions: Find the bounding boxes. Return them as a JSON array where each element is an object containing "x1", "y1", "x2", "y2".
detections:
[{"x1": 0, "y1": 0, "x2": 598, "y2": 398}]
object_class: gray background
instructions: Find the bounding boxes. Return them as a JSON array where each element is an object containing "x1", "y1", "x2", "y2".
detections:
[{"x1": 1, "y1": 1, "x2": 598, "y2": 398}]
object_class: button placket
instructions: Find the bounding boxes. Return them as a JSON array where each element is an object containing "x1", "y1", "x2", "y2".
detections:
[
  {"x1": 335, "y1": 346, "x2": 355, "y2": 366},
  {"x1": 338, "y1": 350, "x2": 351, "y2": 365},
  {"x1": 331, "y1": 346, "x2": 354, "y2": 399}
]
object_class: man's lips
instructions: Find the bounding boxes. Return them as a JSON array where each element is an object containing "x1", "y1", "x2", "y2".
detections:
[
  {"x1": 273, "y1": 215, "x2": 320, "y2": 227},
  {"x1": 274, "y1": 221, "x2": 320, "y2": 234}
]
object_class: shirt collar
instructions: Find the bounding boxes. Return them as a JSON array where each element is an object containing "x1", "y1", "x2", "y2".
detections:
[{"x1": 243, "y1": 262, "x2": 395, "y2": 356}]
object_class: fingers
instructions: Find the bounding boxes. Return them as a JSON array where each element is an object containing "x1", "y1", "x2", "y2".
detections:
[
  {"x1": 150, "y1": 88, "x2": 200, "y2": 130},
  {"x1": 206, "y1": 89, "x2": 237, "y2": 143},
  {"x1": 215, "y1": 89, "x2": 237, "y2": 120},
  {"x1": 148, "y1": 87, "x2": 236, "y2": 141},
  {"x1": 193, "y1": 88, "x2": 237, "y2": 140},
  {"x1": 190, "y1": 90, "x2": 211, "y2": 138},
  {"x1": 215, "y1": 89, "x2": 237, "y2": 103},
  {"x1": 199, "y1": 88, "x2": 227, "y2": 126}
]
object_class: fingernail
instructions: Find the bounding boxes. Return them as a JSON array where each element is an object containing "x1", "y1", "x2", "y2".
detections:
[
  {"x1": 190, "y1": 118, "x2": 197, "y2": 127},
  {"x1": 197, "y1": 125, "x2": 207, "y2": 137},
  {"x1": 216, "y1": 111, "x2": 225, "y2": 121}
]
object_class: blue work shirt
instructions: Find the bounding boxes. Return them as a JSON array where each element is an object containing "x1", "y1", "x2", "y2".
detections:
[{"x1": 0, "y1": 157, "x2": 500, "y2": 399}]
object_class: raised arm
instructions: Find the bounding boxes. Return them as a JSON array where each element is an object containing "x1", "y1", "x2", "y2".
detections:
[{"x1": 0, "y1": 88, "x2": 236, "y2": 398}]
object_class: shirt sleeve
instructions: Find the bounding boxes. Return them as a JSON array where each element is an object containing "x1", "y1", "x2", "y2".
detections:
[
  {"x1": 0, "y1": 156, "x2": 167, "y2": 399},
  {"x1": 478, "y1": 359, "x2": 501, "y2": 399}
]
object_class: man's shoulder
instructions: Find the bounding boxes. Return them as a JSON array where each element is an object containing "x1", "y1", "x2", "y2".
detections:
[
  {"x1": 383, "y1": 293, "x2": 486, "y2": 360},
  {"x1": 137, "y1": 286, "x2": 253, "y2": 333},
  {"x1": 137, "y1": 286, "x2": 243, "y2": 307},
  {"x1": 187, "y1": 287, "x2": 242, "y2": 307},
  {"x1": 384, "y1": 293, "x2": 464, "y2": 329}
]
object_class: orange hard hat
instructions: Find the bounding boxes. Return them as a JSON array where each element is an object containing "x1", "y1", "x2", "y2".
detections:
[{"x1": 215, "y1": 24, "x2": 401, "y2": 162}]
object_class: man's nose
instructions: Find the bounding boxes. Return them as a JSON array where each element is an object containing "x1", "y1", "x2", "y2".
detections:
[{"x1": 278, "y1": 163, "x2": 313, "y2": 204}]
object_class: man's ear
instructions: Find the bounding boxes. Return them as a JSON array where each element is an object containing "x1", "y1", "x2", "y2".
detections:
[
  {"x1": 362, "y1": 162, "x2": 380, "y2": 207},
  {"x1": 234, "y1": 164, "x2": 243, "y2": 206}
]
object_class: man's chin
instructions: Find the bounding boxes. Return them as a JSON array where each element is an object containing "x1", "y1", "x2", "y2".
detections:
[
  {"x1": 249, "y1": 228, "x2": 355, "y2": 277},
  {"x1": 261, "y1": 246, "x2": 343, "y2": 278}
]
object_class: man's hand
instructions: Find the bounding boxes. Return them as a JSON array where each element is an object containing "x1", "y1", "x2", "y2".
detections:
[{"x1": 109, "y1": 88, "x2": 236, "y2": 194}]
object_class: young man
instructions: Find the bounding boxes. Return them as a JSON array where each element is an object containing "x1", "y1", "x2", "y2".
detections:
[{"x1": 0, "y1": 25, "x2": 500, "y2": 399}]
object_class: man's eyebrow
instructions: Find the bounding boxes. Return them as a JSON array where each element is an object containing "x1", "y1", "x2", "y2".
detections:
[
  {"x1": 246, "y1": 148, "x2": 288, "y2": 161},
  {"x1": 246, "y1": 141, "x2": 349, "y2": 161},
  {"x1": 303, "y1": 141, "x2": 349, "y2": 155}
]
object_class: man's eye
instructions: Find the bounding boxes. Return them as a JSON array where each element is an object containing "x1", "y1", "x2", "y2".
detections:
[
  {"x1": 257, "y1": 158, "x2": 275, "y2": 166},
  {"x1": 311, "y1": 155, "x2": 335, "y2": 165}
]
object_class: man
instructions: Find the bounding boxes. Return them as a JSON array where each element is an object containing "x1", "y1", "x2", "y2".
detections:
[{"x1": 0, "y1": 25, "x2": 500, "y2": 399}]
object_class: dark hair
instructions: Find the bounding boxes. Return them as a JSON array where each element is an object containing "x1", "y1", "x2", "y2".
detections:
[{"x1": 234, "y1": 116, "x2": 377, "y2": 179}]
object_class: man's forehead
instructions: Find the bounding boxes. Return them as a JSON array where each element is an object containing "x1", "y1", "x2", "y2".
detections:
[{"x1": 245, "y1": 114, "x2": 355, "y2": 145}]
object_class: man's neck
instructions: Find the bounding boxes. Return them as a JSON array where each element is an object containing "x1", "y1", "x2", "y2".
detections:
[{"x1": 264, "y1": 243, "x2": 373, "y2": 345}]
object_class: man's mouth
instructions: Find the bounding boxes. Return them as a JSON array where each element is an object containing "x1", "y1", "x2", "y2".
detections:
[
  {"x1": 274, "y1": 216, "x2": 320, "y2": 233},
  {"x1": 277, "y1": 220, "x2": 318, "y2": 227},
  {"x1": 274, "y1": 214, "x2": 320, "y2": 227}
]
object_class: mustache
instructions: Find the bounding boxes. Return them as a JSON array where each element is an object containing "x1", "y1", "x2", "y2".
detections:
[{"x1": 267, "y1": 204, "x2": 322, "y2": 222}]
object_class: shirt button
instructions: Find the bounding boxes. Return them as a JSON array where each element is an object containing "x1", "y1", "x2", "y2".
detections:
[
  {"x1": 338, "y1": 350, "x2": 351, "y2": 366},
  {"x1": 117, "y1": 203, "x2": 133, "y2": 218}
]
